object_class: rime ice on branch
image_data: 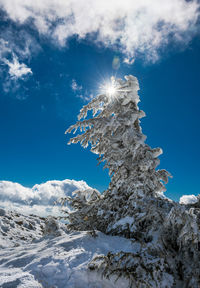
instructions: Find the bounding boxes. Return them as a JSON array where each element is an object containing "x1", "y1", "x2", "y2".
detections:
[{"x1": 66, "y1": 75, "x2": 171, "y2": 197}]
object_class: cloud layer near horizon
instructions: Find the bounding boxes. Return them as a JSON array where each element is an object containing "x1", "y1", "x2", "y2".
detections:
[
  {"x1": 0, "y1": 179, "x2": 199, "y2": 216},
  {"x1": 0, "y1": 179, "x2": 92, "y2": 216},
  {"x1": 179, "y1": 194, "x2": 199, "y2": 205},
  {"x1": 0, "y1": 0, "x2": 199, "y2": 62}
]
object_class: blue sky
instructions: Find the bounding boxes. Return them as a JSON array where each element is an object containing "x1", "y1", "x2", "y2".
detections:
[{"x1": 0, "y1": 0, "x2": 200, "y2": 202}]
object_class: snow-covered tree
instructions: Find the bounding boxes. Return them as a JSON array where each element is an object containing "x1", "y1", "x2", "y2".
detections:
[
  {"x1": 62, "y1": 75, "x2": 200, "y2": 287},
  {"x1": 66, "y1": 75, "x2": 171, "y2": 198},
  {"x1": 62, "y1": 74, "x2": 173, "y2": 240}
]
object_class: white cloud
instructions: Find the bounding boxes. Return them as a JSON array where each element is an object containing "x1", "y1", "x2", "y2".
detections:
[
  {"x1": 123, "y1": 57, "x2": 135, "y2": 65},
  {"x1": 4, "y1": 55, "x2": 32, "y2": 79},
  {"x1": 179, "y1": 194, "x2": 198, "y2": 205},
  {"x1": 0, "y1": 0, "x2": 199, "y2": 62},
  {"x1": 0, "y1": 179, "x2": 93, "y2": 216},
  {"x1": 0, "y1": 36, "x2": 37, "y2": 93},
  {"x1": 71, "y1": 79, "x2": 82, "y2": 92}
]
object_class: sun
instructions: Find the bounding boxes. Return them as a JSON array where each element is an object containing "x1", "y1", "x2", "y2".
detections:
[
  {"x1": 106, "y1": 85, "x2": 116, "y2": 97},
  {"x1": 99, "y1": 77, "x2": 117, "y2": 99}
]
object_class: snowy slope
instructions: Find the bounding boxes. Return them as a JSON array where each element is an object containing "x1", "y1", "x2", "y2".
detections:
[{"x1": 0, "y1": 209, "x2": 134, "y2": 288}]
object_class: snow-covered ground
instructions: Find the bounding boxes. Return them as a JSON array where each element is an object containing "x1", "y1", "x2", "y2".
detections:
[{"x1": 0, "y1": 209, "x2": 134, "y2": 288}]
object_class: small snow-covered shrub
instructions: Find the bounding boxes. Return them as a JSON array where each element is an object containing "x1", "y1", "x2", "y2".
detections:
[{"x1": 43, "y1": 216, "x2": 62, "y2": 236}]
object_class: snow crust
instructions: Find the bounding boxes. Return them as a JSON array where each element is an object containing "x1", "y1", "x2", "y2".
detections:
[{"x1": 0, "y1": 209, "x2": 133, "y2": 288}]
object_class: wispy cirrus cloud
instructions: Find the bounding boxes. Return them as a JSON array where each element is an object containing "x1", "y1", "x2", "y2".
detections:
[
  {"x1": 71, "y1": 79, "x2": 82, "y2": 92},
  {"x1": 0, "y1": 0, "x2": 199, "y2": 62},
  {"x1": 71, "y1": 79, "x2": 94, "y2": 102}
]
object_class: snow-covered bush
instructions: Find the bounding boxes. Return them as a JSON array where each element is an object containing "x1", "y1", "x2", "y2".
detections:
[
  {"x1": 89, "y1": 251, "x2": 174, "y2": 288},
  {"x1": 43, "y1": 216, "x2": 62, "y2": 236}
]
